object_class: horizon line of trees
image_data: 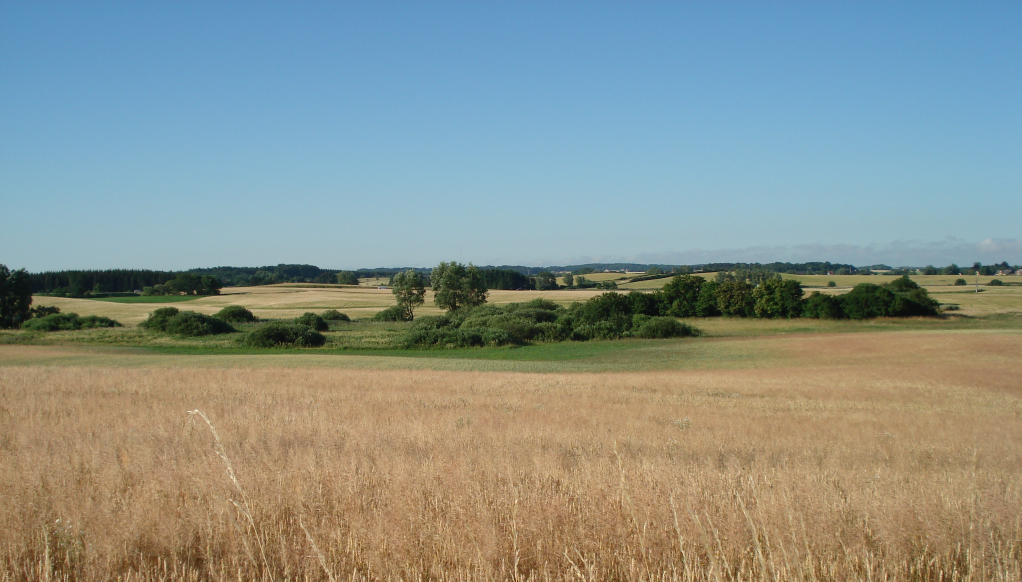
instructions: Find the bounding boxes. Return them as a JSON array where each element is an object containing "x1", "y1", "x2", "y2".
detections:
[{"x1": 21, "y1": 259, "x2": 1022, "y2": 296}]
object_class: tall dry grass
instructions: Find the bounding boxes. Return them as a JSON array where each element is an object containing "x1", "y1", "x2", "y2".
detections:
[{"x1": 1, "y1": 358, "x2": 1020, "y2": 580}]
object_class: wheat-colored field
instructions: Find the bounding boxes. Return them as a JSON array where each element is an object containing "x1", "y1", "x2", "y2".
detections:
[
  {"x1": 2, "y1": 330, "x2": 1020, "y2": 581},
  {"x1": 30, "y1": 286, "x2": 620, "y2": 325}
]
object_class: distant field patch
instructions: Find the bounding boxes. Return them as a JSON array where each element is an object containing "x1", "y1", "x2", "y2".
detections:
[{"x1": 87, "y1": 295, "x2": 202, "y2": 303}]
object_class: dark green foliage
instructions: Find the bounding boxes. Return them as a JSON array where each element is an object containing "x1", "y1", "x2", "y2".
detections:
[
  {"x1": 631, "y1": 315, "x2": 699, "y2": 339},
  {"x1": 660, "y1": 274, "x2": 704, "y2": 317},
  {"x1": 336, "y1": 271, "x2": 360, "y2": 285},
  {"x1": 885, "y1": 276, "x2": 920, "y2": 293},
  {"x1": 753, "y1": 279, "x2": 804, "y2": 319},
  {"x1": 391, "y1": 270, "x2": 426, "y2": 320},
  {"x1": 533, "y1": 271, "x2": 558, "y2": 291},
  {"x1": 802, "y1": 292, "x2": 845, "y2": 319},
  {"x1": 715, "y1": 281, "x2": 755, "y2": 317},
  {"x1": 214, "y1": 305, "x2": 257, "y2": 322},
  {"x1": 836, "y1": 283, "x2": 938, "y2": 319},
  {"x1": 922, "y1": 265, "x2": 939, "y2": 275},
  {"x1": 402, "y1": 299, "x2": 570, "y2": 348},
  {"x1": 942, "y1": 264, "x2": 961, "y2": 276},
  {"x1": 22, "y1": 313, "x2": 82, "y2": 331},
  {"x1": 480, "y1": 268, "x2": 534, "y2": 290},
  {"x1": 432, "y1": 262, "x2": 488, "y2": 311},
  {"x1": 628, "y1": 291, "x2": 664, "y2": 317},
  {"x1": 0, "y1": 265, "x2": 33, "y2": 329},
  {"x1": 168, "y1": 273, "x2": 222, "y2": 296},
  {"x1": 78, "y1": 315, "x2": 122, "y2": 328},
  {"x1": 838, "y1": 284, "x2": 899, "y2": 319},
  {"x1": 896, "y1": 288, "x2": 941, "y2": 316},
  {"x1": 140, "y1": 308, "x2": 234, "y2": 336},
  {"x1": 30, "y1": 305, "x2": 61, "y2": 318},
  {"x1": 988, "y1": 279, "x2": 1004, "y2": 286},
  {"x1": 372, "y1": 305, "x2": 411, "y2": 321},
  {"x1": 827, "y1": 281, "x2": 837, "y2": 287},
  {"x1": 320, "y1": 310, "x2": 351, "y2": 321},
  {"x1": 695, "y1": 281, "x2": 721, "y2": 317},
  {"x1": 138, "y1": 307, "x2": 181, "y2": 331},
  {"x1": 243, "y1": 322, "x2": 326, "y2": 348},
  {"x1": 954, "y1": 278, "x2": 967, "y2": 286},
  {"x1": 164, "y1": 312, "x2": 235, "y2": 336},
  {"x1": 22, "y1": 313, "x2": 121, "y2": 331},
  {"x1": 570, "y1": 292, "x2": 634, "y2": 336},
  {"x1": 29, "y1": 269, "x2": 176, "y2": 295},
  {"x1": 295, "y1": 312, "x2": 329, "y2": 331}
]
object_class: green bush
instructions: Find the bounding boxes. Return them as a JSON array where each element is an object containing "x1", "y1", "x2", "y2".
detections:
[
  {"x1": 21, "y1": 313, "x2": 121, "y2": 331},
  {"x1": 987, "y1": 279, "x2": 1004, "y2": 286},
  {"x1": 214, "y1": 305, "x2": 257, "y2": 322},
  {"x1": 885, "y1": 276, "x2": 919, "y2": 293},
  {"x1": 802, "y1": 292, "x2": 844, "y2": 319},
  {"x1": 138, "y1": 307, "x2": 181, "y2": 331},
  {"x1": 752, "y1": 279, "x2": 804, "y2": 319},
  {"x1": 954, "y1": 278, "x2": 967, "y2": 286},
  {"x1": 30, "y1": 305, "x2": 61, "y2": 318},
  {"x1": 372, "y1": 305, "x2": 410, "y2": 322},
  {"x1": 295, "y1": 312, "x2": 329, "y2": 331},
  {"x1": 336, "y1": 271, "x2": 359, "y2": 285},
  {"x1": 23, "y1": 313, "x2": 81, "y2": 331},
  {"x1": 631, "y1": 315, "x2": 699, "y2": 339},
  {"x1": 164, "y1": 312, "x2": 236, "y2": 336},
  {"x1": 715, "y1": 281, "x2": 755, "y2": 317},
  {"x1": 320, "y1": 309, "x2": 351, "y2": 321},
  {"x1": 243, "y1": 322, "x2": 326, "y2": 347},
  {"x1": 78, "y1": 315, "x2": 122, "y2": 328},
  {"x1": 827, "y1": 281, "x2": 836, "y2": 287}
]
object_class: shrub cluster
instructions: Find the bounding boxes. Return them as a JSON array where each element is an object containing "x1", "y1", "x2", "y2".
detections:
[
  {"x1": 139, "y1": 307, "x2": 235, "y2": 336},
  {"x1": 648, "y1": 274, "x2": 938, "y2": 320},
  {"x1": 402, "y1": 297, "x2": 699, "y2": 348},
  {"x1": 320, "y1": 310, "x2": 351, "y2": 322},
  {"x1": 372, "y1": 305, "x2": 411, "y2": 322},
  {"x1": 242, "y1": 322, "x2": 326, "y2": 348},
  {"x1": 294, "y1": 312, "x2": 329, "y2": 331},
  {"x1": 22, "y1": 312, "x2": 122, "y2": 331},
  {"x1": 214, "y1": 305, "x2": 257, "y2": 322}
]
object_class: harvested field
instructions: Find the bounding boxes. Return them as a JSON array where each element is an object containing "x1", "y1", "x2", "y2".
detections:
[{"x1": 1, "y1": 331, "x2": 1020, "y2": 580}]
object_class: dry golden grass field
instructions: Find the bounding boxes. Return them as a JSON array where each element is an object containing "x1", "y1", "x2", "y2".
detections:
[{"x1": 2, "y1": 327, "x2": 1022, "y2": 581}]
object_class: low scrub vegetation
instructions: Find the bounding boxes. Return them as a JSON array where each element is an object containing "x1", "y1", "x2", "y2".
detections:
[
  {"x1": 242, "y1": 322, "x2": 326, "y2": 347},
  {"x1": 654, "y1": 274, "x2": 939, "y2": 320},
  {"x1": 403, "y1": 297, "x2": 699, "y2": 348},
  {"x1": 372, "y1": 305, "x2": 410, "y2": 322},
  {"x1": 21, "y1": 312, "x2": 121, "y2": 331},
  {"x1": 320, "y1": 309, "x2": 351, "y2": 321},
  {"x1": 294, "y1": 312, "x2": 329, "y2": 331},
  {"x1": 139, "y1": 307, "x2": 235, "y2": 336},
  {"x1": 213, "y1": 305, "x2": 257, "y2": 322}
]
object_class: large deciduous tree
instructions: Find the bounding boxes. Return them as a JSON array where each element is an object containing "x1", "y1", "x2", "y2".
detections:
[
  {"x1": 0, "y1": 264, "x2": 33, "y2": 329},
  {"x1": 391, "y1": 270, "x2": 426, "y2": 320},
  {"x1": 431, "y1": 262, "x2": 487, "y2": 311}
]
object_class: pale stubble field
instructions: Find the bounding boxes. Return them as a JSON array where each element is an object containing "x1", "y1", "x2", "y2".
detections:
[{"x1": 1, "y1": 331, "x2": 1020, "y2": 581}]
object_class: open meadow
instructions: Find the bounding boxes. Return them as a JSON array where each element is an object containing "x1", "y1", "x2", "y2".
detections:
[
  {"x1": 3, "y1": 284, "x2": 1022, "y2": 580},
  {"x1": 1, "y1": 330, "x2": 1021, "y2": 581}
]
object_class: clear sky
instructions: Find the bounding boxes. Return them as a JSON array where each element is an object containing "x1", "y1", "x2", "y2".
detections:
[{"x1": 2, "y1": 2, "x2": 1020, "y2": 271}]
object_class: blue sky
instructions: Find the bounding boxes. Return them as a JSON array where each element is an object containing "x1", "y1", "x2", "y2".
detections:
[{"x1": 2, "y1": 2, "x2": 1020, "y2": 270}]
